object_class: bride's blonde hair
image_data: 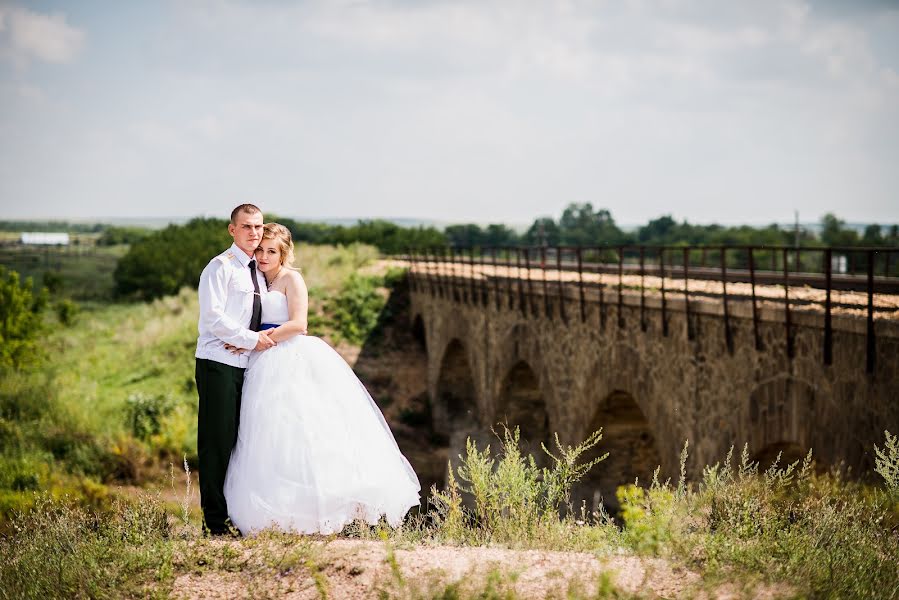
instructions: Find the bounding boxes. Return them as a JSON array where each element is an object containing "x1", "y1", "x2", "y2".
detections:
[{"x1": 261, "y1": 222, "x2": 296, "y2": 268}]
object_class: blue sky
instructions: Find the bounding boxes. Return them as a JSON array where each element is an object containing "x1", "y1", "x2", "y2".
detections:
[{"x1": 1, "y1": 0, "x2": 898, "y2": 226}]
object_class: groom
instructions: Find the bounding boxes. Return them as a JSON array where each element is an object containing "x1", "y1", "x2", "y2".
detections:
[{"x1": 195, "y1": 203, "x2": 276, "y2": 535}]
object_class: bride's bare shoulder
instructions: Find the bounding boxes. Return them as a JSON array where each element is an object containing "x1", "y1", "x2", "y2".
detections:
[{"x1": 284, "y1": 268, "x2": 307, "y2": 290}]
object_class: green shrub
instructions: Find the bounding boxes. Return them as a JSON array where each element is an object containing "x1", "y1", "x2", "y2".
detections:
[
  {"x1": 55, "y1": 299, "x2": 79, "y2": 326},
  {"x1": 0, "y1": 266, "x2": 48, "y2": 369},
  {"x1": 124, "y1": 392, "x2": 175, "y2": 441},
  {"x1": 327, "y1": 273, "x2": 388, "y2": 345}
]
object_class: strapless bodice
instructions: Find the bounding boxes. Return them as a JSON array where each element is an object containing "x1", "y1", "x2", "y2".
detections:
[{"x1": 261, "y1": 291, "x2": 289, "y2": 325}]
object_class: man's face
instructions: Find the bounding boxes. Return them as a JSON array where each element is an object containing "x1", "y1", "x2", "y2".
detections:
[{"x1": 228, "y1": 211, "x2": 264, "y2": 256}]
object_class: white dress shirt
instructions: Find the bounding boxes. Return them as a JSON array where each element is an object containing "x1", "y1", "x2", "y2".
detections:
[{"x1": 195, "y1": 242, "x2": 266, "y2": 368}]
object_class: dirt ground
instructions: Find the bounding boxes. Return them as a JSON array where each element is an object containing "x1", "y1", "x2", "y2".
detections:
[{"x1": 169, "y1": 537, "x2": 788, "y2": 599}]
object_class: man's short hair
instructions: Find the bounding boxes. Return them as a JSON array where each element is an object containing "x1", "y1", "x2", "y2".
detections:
[{"x1": 230, "y1": 204, "x2": 262, "y2": 224}]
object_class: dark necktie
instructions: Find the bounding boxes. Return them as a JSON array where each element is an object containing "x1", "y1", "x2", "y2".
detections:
[{"x1": 248, "y1": 260, "x2": 262, "y2": 332}]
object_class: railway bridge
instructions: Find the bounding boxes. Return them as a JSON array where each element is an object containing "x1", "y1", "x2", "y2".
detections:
[{"x1": 405, "y1": 245, "x2": 899, "y2": 511}]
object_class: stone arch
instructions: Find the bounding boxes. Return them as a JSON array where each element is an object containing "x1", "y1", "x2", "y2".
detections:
[
  {"x1": 432, "y1": 338, "x2": 489, "y2": 491},
  {"x1": 746, "y1": 375, "x2": 817, "y2": 468},
  {"x1": 433, "y1": 339, "x2": 478, "y2": 435},
  {"x1": 496, "y1": 360, "x2": 550, "y2": 462},
  {"x1": 572, "y1": 389, "x2": 662, "y2": 516}
]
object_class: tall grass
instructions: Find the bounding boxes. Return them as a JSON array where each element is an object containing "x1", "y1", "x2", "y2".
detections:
[{"x1": 0, "y1": 494, "x2": 171, "y2": 600}]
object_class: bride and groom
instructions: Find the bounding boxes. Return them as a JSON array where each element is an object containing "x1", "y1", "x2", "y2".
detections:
[{"x1": 195, "y1": 203, "x2": 420, "y2": 536}]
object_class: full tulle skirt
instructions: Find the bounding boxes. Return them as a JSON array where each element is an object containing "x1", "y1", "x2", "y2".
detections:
[{"x1": 224, "y1": 335, "x2": 420, "y2": 535}]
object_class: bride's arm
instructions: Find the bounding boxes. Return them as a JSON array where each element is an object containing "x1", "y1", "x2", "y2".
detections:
[{"x1": 266, "y1": 270, "x2": 308, "y2": 343}]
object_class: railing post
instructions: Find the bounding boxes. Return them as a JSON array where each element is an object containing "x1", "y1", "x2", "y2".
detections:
[
  {"x1": 525, "y1": 247, "x2": 536, "y2": 318},
  {"x1": 519, "y1": 247, "x2": 528, "y2": 316},
  {"x1": 721, "y1": 246, "x2": 733, "y2": 355},
  {"x1": 576, "y1": 247, "x2": 586, "y2": 323},
  {"x1": 783, "y1": 248, "x2": 794, "y2": 360},
  {"x1": 867, "y1": 249, "x2": 876, "y2": 375},
  {"x1": 479, "y1": 247, "x2": 488, "y2": 307},
  {"x1": 468, "y1": 247, "x2": 478, "y2": 306},
  {"x1": 438, "y1": 247, "x2": 448, "y2": 299},
  {"x1": 617, "y1": 246, "x2": 625, "y2": 329},
  {"x1": 660, "y1": 247, "x2": 668, "y2": 337},
  {"x1": 557, "y1": 246, "x2": 567, "y2": 324},
  {"x1": 492, "y1": 247, "x2": 502, "y2": 310},
  {"x1": 683, "y1": 247, "x2": 693, "y2": 341},
  {"x1": 824, "y1": 248, "x2": 832, "y2": 366},
  {"x1": 541, "y1": 246, "x2": 551, "y2": 319},
  {"x1": 511, "y1": 246, "x2": 520, "y2": 311},
  {"x1": 749, "y1": 247, "x2": 761, "y2": 351},
  {"x1": 639, "y1": 246, "x2": 646, "y2": 332},
  {"x1": 596, "y1": 247, "x2": 606, "y2": 329},
  {"x1": 429, "y1": 249, "x2": 438, "y2": 297}
]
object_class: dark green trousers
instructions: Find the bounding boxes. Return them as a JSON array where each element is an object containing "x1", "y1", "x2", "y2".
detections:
[{"x1": 195, "y1": 358, "x2": 244, "y2": 534}]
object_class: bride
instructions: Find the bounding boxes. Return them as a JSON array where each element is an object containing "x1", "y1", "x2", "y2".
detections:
[{"x1": 223, "y1": 223, "x2": 420, "y2": 535}]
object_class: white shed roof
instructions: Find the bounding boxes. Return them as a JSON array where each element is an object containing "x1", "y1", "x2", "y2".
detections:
[{"x1": 20, "y1": 232, "x2": 70, "y2": 245}]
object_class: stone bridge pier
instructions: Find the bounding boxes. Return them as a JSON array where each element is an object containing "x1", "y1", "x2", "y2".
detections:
[{"x1": 409, "y1": 274, "x2": 899, "y2": 514}]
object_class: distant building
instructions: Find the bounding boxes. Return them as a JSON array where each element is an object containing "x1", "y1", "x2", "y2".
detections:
[{"x1": 20, "y1": 232, "x2": 70, "y2": 245}]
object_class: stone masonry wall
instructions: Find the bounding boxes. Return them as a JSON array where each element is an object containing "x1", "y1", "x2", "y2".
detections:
[{"x1": 412, "y1": 277, "x2": 899, "y2": 490}]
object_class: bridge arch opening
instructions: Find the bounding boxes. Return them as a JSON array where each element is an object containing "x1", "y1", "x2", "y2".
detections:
[
  {"x1": 751, "y1": 442, "x2": 806, "y2": 471},
  {"x1": 747, "y1": 376, "x2": 816, "y2": 469},
  {"x1": 435, "y1": 339, "x2": 477, "y2": 431},
  {"x1": 497, "y1": 360, "x2": 549, "y2": 461},
  {"x1": 573, "y1": 390, "x2": 661, "y2": 517},
  {"x1": 434, "y1": 339, "x2": 483, "y2": 491},
  {"x1": 411, "y1": 314, "x2": 426, "y2": 352}
]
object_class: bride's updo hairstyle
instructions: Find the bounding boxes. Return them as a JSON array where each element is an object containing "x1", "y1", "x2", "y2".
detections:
[{"x1": 262, "y1": 223, "x2": 296, "y2": 268}]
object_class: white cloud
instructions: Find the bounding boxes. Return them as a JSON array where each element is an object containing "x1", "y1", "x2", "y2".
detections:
[{"x1": 0, "y1": 4, "x2": 84, "y2": 68}]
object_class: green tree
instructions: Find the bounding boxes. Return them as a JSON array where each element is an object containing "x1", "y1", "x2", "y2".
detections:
[
  {"x1": 558, "y1": 203, "x2": 627, "y2": 246},
  {"x1": 523, "y1": 217, "x2": 561, "y2": 246},
  {"x1": 820, "y1": 213, "x2": 859, "y2": 246},
  {"x1": 114, "y1": 218, "x2": 230, "y2": 300},
  {"x1": 0, "y1": 267, "x2": 48, "y2": 369},
  {"x1": 96, "y1": 226, "x2": 152, "y2": 246},
  {"x1": 862, "y1": 224, "x2": 884, "y2": 246}
]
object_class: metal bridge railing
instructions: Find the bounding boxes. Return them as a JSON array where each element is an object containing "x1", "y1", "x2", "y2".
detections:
[{"x1": 404, "y1": 245, "x2": 899, "y2": 376}]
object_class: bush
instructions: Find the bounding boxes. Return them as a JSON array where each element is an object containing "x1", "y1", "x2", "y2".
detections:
[
  {"x1": 0, "y1": 266, "x2": 47, "y2": 369},
  {"x1": 55, "y1": 299, "x2": 79, "y2": 326},
  {"x1": 124, "y1": 393, "x2": 175, "y2": 442},
  {"x1": 327, "y1": 274, "x2": 388, "y2": 345},
  {"x1": 114, "y1": 218, "x2": 230, "y2": 300}
]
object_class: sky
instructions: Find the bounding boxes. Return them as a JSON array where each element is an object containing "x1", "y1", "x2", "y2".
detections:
[{"x1": 0, "y1": 0, "x2": 898, "y2": 227}]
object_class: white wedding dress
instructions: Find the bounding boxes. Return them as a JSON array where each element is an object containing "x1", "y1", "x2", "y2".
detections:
[{"x1": 223, "y1": 291, "x2": 420, "y2": 535}]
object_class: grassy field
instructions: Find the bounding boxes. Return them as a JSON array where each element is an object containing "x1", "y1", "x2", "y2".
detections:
[
  {"x1": 0, "y1": 242, "x2": 125, "y2": 301},
  {"x1": 0, "y1": 243, "x2": 391, "y2": 520},
  {"x1": 1, "y1": 242, "x2": 898, "y2": 599}
]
